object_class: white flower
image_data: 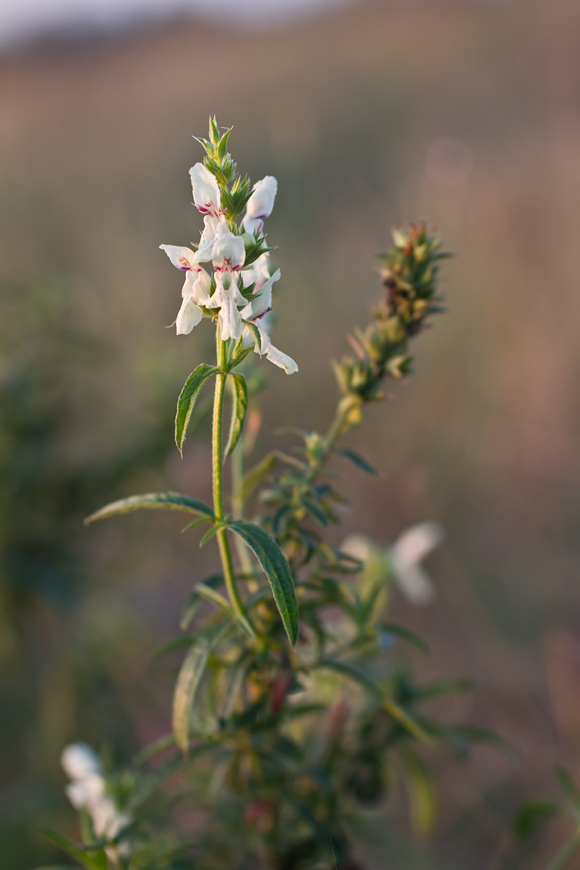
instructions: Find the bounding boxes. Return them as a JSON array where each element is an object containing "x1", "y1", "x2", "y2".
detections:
[
  {"x1": 241, "y1": 312, "x2": 298, "y2": 375},
  {"x1": 61, "y1": 742, "x2": 130, "y2": 851},
  {"x1": 189, "y1": 163, "x2": 228, "y2": 262},
  {"x1": 243, "y1": 176, "x2": 278, "y2": 234},
  {"x1": 206, "y1": 231, "x2": 246, "y2": 340},
  {"x1": 341, "y1": 522, "x2": 444, "y2": 607},
  {"x1": 241, "y1": 253, "x2": 281, "y2": 321},
  {"x1": 388, "y1": 522, "x2": 444, "y2": 606},
  {"x1": 159, "y1": 245, "x2": 212, "y2": 334}
]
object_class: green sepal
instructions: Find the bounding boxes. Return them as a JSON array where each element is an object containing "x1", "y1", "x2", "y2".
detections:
[
  {"x1": 175, "y1": 364, "x2": 221, "y2": 455},
  {"x1": 225, "y1": 373, "x2": 248, "y2": 457},
  {"x1": 229, "y1": 519, "x2": 298, "y2": 646},
  {"x1": 85, "y1": 492, "x2": 214, "y2": 525}
]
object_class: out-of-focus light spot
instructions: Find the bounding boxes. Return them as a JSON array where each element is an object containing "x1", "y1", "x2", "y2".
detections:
[{"x1": 424, "y1": 137, "x2": 474, "y2": 187}]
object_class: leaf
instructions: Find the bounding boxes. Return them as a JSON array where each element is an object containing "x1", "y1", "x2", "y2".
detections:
[
  {"x1": 334, "y1": 447, "x2": 379, "y2": 476},
  {"x1": 172, "y1": 621, "x2": 230, "y2": 754},
  {"x1": 175, "y1": 364, "x2": 220, "y2": 455},
  {"x1": 180, "y1": 575, "x2": 223, "y2": 630},
  {"x1": 399, "y1": 750, "x2": 437, "y2": 837},
  {"x1": 37, "y1": 829, "x2": 107, "y2": 870},
  {"x1": 229, "y1": 519, "x2": 298, "y2": 646},
  {"x1": 378, "y1": 622, "x2": 431, "y2": 654},
  {"x1": 225, "y1": 374, "x2": 248, "y2": 457},
  {"x1": 152, "y1": 635, "x2": 193, "y2": 660},
  {"x1": 85, "y1": 492, "x2": 214, "y2": 525},
  {"x1": 383, "y1": 698, "x2": 431, "y2": 743},
  {"x1": 242, "y1": 453, "x2": 279, "y2": 503},
  {"x1": 514, "y1": 799, "x2": 561, "y2": 838},
  {"x1": 195, "y1": 583, "x2": 256, "y2": 639},
  {"x1": 172, "y1": 643, "x2": 211, "y2": 754}
]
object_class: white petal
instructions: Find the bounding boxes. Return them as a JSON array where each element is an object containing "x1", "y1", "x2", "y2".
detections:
[
  {"x1": 390, "y1": 522, "x2": 444, "y2": 570},
  {"x1": 241, "y1": 267, "x2": 280, "y2": 320},
  {"x1": 391, "y1": 564, "x2": 435, "y2": 606},
  {"x1": 159, "y1": 244, "x2": 196, "y2": 271},
  {"x1": 65, "y1": 778, "x2": 105, "y2": 810},
  {"x1": 176, "y1": 297, "x2": 203, "y2": 335},
  {"x1": 212, "y1": 231, "x2": 246, "y2": 270},
  {"x1": 190, "y1": 268, "x2": 212, "y2": 305},
  {"x1": 258, "y1": 327, "x2": 298, "y2": 374},
  {"x1": 243, "y1": 176, "x2": 277, "y2": 233},
  {"x1": 189, "y1": 162, "x2": 221, "y2": 215},
  {"x1": 61, "y1": 743, "x2": 103, "y2": 782},
  {"x1": 207, "y1": 275, "x2": 245, "y2": 341}
]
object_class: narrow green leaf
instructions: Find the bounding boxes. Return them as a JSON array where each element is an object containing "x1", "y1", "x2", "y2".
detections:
[
  {"x1": 229, "y1": 519, "x2": 298, "y2": 646},
  {"x1": 379, "y1": 622, "x2": 431, "y2": 654},
  {"x1": 384, "y1": 698, "x2": 431, "y2": 742},
  {"x1": 546, "y1": 833, "x2": 580, "y2": 870},
  {"x1": 195, "y1": 583, "x2": 256, "y2": 639},
  {"x1": 85, "y1": 492, "x2": 214, "y2": 525},
  {"x1": 399, "y1": 750, "x2": 437, "y2": 836},
  {"x1": 199, "y1": 522, "x2": 226, "y2": 547},
  {"x1": 175, "y1": 364, "x2": 220, "y2": 455},
  {"x1": 225, "y1": 374, "x2": 248, "y2": 457},
  {"x1": 180, "y1": 575, "x2": 223, "y2": 630},
  {"x1": 172, "y1": 622, "x2": 230, "y2": 753},
  {"x1": 172, "y1": 645, "x2": 210, "y2": 754},
  {"x1": 37, "y1": 829, "x2": 106, "y2": 870},
  {"x1": 302, "y1": 498, "x2": 329, "y2": 526},
  {"x1": 334, "y1": 447, "x2": 379, "y2": 476}
]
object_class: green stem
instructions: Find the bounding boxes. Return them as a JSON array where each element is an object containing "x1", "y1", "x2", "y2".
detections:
[
  {"x1": 306, "y1": 396, "x2": 358, "y2": 485},
  {"x1": 231, "y1": 425, "x2": 258, "y2": 593},
  {"x1": 212, "y1": 326, "x2": 245, "y2": 618}
]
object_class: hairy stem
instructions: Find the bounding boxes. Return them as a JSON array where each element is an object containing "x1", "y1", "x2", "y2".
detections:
[{"x1": 213, "y1": 326, "x2": 245, "y2": 618}]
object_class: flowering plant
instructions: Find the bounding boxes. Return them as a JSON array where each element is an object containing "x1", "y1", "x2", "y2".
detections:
[{"x1": 38, "y1": 120, "x2": 493, "y2": 870}]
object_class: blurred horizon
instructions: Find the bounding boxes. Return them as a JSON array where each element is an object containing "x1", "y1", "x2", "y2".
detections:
[{"x1": 0, "y1": 0, "x2": 358, "y2": 50}]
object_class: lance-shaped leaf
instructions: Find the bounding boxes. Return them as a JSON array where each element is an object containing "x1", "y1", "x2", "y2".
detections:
[
  {"x1": 37, "y1": 829, "x2": 107, "y2": 870},
  {"x1": 85, "y1": 492, "x2": 214, "y2": 525},
  {"x1": 175, "y1": 364, "x2": 221, "y2": 455},
  {"x1": 398, "y1": 749, "x2": 437, "y2": 837},
  {"x1": 229, "y1": 519, "x2": 298, "y2": 646},
  {"x1": 172, "y1": 622, "x2": 230, "y2": 753},
  {"x1": 334, "y1": 447, "x2": 379, "y2": 476},
  {"x1": 225, "y1": 373, "x2": 248, "y2": 457}
]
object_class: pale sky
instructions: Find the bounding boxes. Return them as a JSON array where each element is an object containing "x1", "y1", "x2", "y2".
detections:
[{"x1": 0, "y1": 0, "x2": 356, "y2": 48}]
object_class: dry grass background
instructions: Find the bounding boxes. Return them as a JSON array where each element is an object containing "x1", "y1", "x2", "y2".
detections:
[{"x1": 2, "y1": 0, "x2": 580, "y2": 866}]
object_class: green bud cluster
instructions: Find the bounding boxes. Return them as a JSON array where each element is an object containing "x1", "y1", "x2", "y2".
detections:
[
  {"x1": 333, "y1": 223, "x2": 449, "y2": 409},
  {"x1": 195, "y1": 117, "x2": 253, "y2": 224}
]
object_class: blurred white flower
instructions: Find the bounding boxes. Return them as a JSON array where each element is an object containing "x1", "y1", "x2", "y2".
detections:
[
  {"x1": 61, "y1": 742, "x2": 130, "y2": 852},
  {"x1": 243, "y1": 175, "x2": 278, "y2": 234},
  {"x1": 341, "y1": 522, "x2": 444, "y2": 606},
  {"x1": 388, "y1": 522, "x2": 444, "y2": 605}
]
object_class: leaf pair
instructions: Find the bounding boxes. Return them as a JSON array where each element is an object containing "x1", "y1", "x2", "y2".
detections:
[{"x1": 175, "y1": 364, "x2": 247, "y2": 458}]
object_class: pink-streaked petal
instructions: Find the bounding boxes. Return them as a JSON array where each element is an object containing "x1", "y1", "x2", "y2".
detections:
[
  {"x1": 159, "y1": 244, "x2": 196, "y2": 271},
  {"x1": 176, "y1": 297, "x2": 203, "y2": 334},
  {"x1": 189, "y1": 162, "x2": 221, "y2": 215},
  {"x1": 244, "y1": 176, "x2": 278, "y2": 230},
  {"x1": 212, "y1": 231, "x2": 246, "y2": 270}
]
